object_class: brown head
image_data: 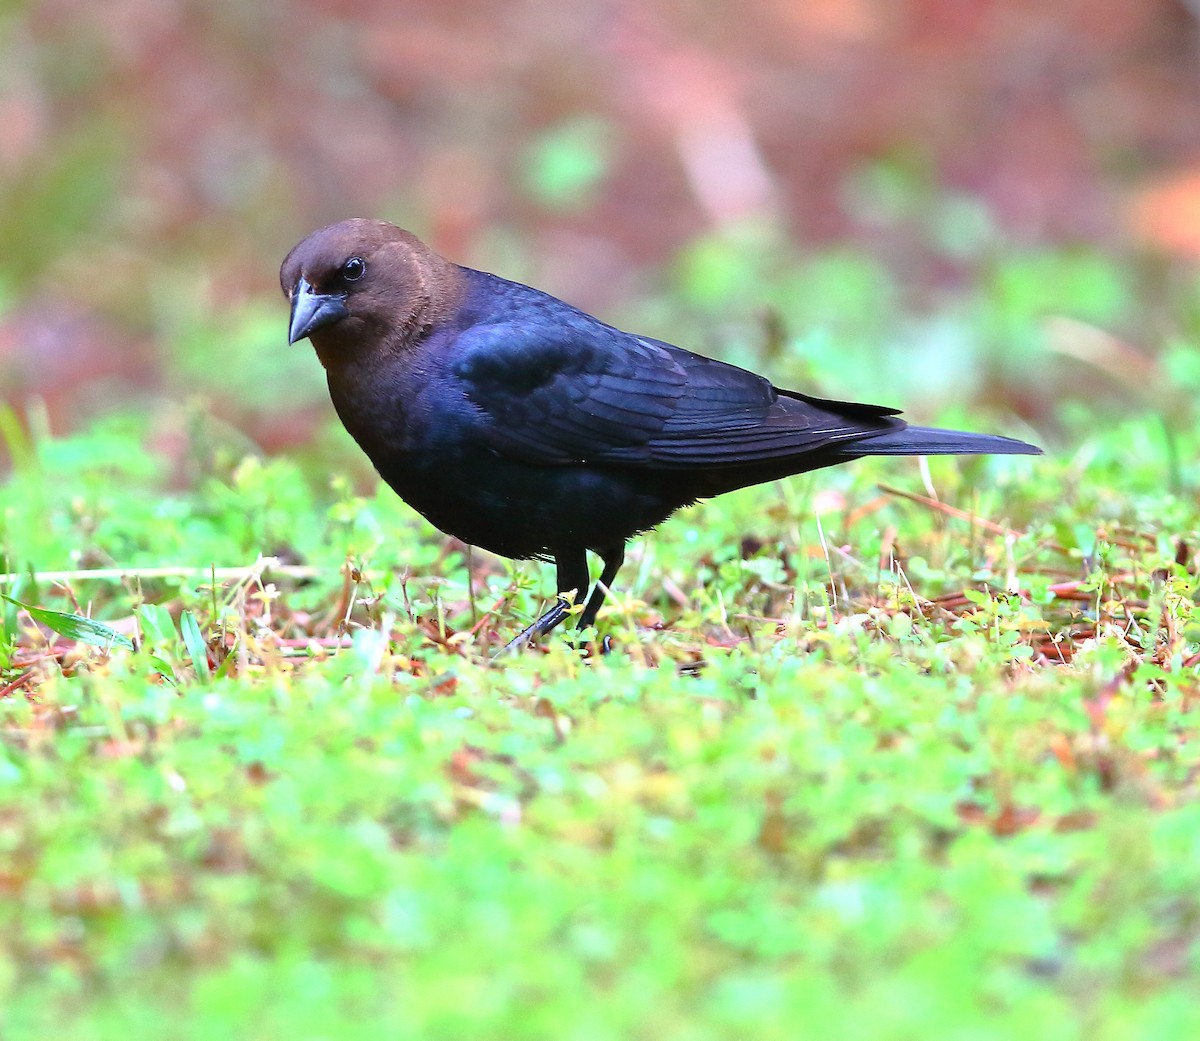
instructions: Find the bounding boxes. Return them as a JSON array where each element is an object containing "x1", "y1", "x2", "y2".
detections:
[{"x1": 280, "y1": 219, "x2": 464, "y2": 366}]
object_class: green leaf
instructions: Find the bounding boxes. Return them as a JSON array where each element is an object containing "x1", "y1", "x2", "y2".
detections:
[
  {"x1": 0, "y1": 593, "x2": 134, "y2": 650},
  {"x1": 1, "y1": 588, "x2": 16, "y2": 645},
  {"x1": 0, "y1": 404, "x2": 36, "y2": 472},
  {"x1": 213, "y1": 642, "x2": 237, "y2": 680},
  {"x1": 147, "y1": 654, "x2": 178, "y2": 683},
  {"x1": 1, "y1": 564, "x2": 33, "y2": 643},
  {"x1": 180, "y1": 610, "x2": 211, "y2": 681},
  {"x1": 137, "y1": 603, "x2": 176, "y2": 647}
]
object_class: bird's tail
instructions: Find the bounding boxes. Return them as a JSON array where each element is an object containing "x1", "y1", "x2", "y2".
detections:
[{"x1": 854, "y1": 425, "x2": 1041, "y2": 457}]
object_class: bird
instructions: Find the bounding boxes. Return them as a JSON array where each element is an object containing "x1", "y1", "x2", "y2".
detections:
[{"x1": 281, "y1": 219, "x2": 1040, "y2": 649}]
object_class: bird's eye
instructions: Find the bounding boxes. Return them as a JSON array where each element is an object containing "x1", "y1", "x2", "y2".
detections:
[{"x1": 341, "y1": 256, "x2": 366, "y2": 282}]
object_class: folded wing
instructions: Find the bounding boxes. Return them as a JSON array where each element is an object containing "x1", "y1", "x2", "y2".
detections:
[{"x1": 453, "y1": 322, "x2": 909, "y2": 469}]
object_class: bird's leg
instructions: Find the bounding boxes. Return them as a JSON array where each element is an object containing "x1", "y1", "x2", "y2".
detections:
[
  {"x1": 502, "y1": 552, "x2": 590, "y2": 652},
  {"x1": 578, "y1": 545, "x2": 625, "y2": 655},
  {"x1": 579, "y1": 545, "x2": 625, "y2": 630},
  {"x1": 501, "y1": 599, "x2": 573, "y2": 653}
]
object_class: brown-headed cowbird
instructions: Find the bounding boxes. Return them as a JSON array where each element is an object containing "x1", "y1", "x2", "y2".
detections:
[{"x1": 282, "y1": 219, "x2": 1040, "y2": 647}]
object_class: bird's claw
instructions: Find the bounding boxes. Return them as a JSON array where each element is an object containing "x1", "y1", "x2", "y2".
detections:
[{"x1": 496, "y1": 595, "x2": 575, "y2": 656}]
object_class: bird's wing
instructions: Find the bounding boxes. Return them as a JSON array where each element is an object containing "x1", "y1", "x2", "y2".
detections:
[
  {"x1": 452, "y1": 322, "x2": 900, "y2": 468},
  {"x1": 637, "y1": 336, "x2": 903, "y2": 467},
  {"x1": 452, "y1": 321, "x2": 685, "y2": 465}
]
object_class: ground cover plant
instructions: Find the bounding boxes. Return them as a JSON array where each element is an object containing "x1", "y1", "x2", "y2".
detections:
[{"x1": 3, "y1": 238, "x2": 1200, "y2": 1039}]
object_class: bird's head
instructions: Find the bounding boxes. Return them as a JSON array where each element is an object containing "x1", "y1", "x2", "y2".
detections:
[{"x1": 280, "y1": 219, "x2": 462, "y2": 364}]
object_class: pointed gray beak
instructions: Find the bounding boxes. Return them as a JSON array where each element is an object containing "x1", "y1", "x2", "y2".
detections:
[{"x1": 288, "y1": 276, "x2": 349, "y2": 344}]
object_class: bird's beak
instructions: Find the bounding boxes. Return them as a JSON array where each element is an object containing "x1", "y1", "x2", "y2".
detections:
[{"x1": 288, "y1": 276, "x2": 349, "y2": 344}]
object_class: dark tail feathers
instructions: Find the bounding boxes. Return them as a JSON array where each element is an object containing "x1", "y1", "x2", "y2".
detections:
[{"x1": 856, "y1": 425, "x2": 1041, "y2": 457}]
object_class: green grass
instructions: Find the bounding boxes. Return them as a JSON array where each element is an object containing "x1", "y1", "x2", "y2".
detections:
[{"x1": 2, "y1": 399, "x2": 1199, "y2": 1040}]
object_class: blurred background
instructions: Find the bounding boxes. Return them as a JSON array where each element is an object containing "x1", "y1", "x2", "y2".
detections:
[{"x1": 3, "y1": 0, "x2": 1200, "y2": 476}]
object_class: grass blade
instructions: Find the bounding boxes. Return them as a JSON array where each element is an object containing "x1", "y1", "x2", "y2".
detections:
[
  {"x1": 0, "y1": 593, "x2": 134, "y2": 650},
  {"x1": 180, "y1": 609, "x2": 211, "y2": 681}
]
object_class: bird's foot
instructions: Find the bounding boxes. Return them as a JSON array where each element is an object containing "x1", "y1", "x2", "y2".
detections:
[
  {"x1": 563, "y1": 632, "x2": 615, "y2": 657},
  {"x1": 494, "y1": 596, "x2": 618, "y2": 658},
  {"x1": 500, "y1": 624, "x2": 539, "y2": 655},
  {"x1": 497, "y1": 595, "x2": 574, "y2": 656}
]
